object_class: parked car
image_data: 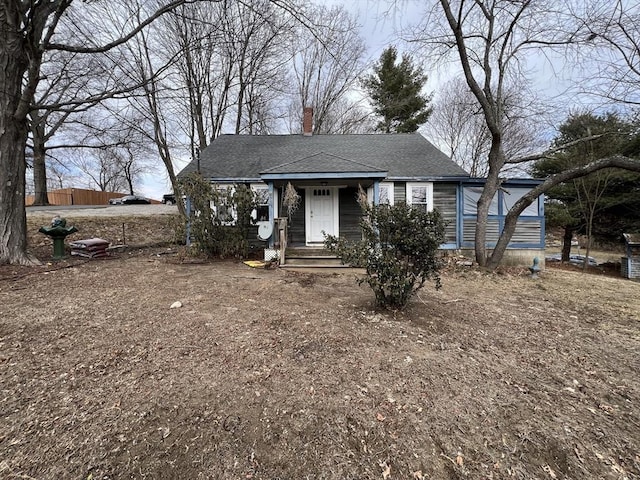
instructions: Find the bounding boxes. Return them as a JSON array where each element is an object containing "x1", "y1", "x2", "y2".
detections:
[
  {"x1": 162, "y1": 193, "x2": 176, "y2": 205},
  {"x1": 120, "y1": 195, "x2": 151, "y2": 205},
  {"x1": 108, "y1": 197, "x2": 123, "y2": 205}
]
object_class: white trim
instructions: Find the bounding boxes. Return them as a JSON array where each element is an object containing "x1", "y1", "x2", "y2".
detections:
[
  {"x1": 406, "y1": 182, "x2": 434, "y2": 212},
  {"x1": 250, "y1": 183, "x2": 270, "y2": 225},
  {"x1": 211, "y1": 184, "x2": 237, "y2": 225},
  {"x1": 305, "y1": 186, "x2": 339, "y2": 244},
  {"x1": 273, "y1": 187, "x2": 279, "y2": 219},
  {"x1": 368, "y1": 182, "x2": 394, "y2": 205}
]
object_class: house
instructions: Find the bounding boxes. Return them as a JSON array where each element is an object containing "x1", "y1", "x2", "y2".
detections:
[{"x1": 178, "y1": 109, "x2": 545, "y2": 265}]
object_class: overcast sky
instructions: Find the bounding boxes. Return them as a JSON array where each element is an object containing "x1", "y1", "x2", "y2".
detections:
[
  {"x1": 139, "y1": 0, "x2": 604, "y2": 199},
  {"x1": 140, "y1": 0, "x2": 416, "y2": 200}
]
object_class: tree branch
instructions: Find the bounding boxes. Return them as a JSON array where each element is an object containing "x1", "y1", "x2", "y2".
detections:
[
  {"x1": 508, "y1": 134, "x2": 606, "y2": 164},
  {"x1": 46, "y1": 0, "x2": 199, "y2": 53}
]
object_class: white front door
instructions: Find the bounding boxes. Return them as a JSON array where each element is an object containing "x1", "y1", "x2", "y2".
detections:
[{"x1": 306, "y1": 187, "x2": 338, "y2": 243}]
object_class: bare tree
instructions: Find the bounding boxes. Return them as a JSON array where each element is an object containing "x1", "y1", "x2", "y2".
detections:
[
  {"x1": 66, "y1": 149, "x2": 127, "y2": 193},
  {"x1": 0, "y1": 0, "x2": 194, "y2": 264},
  {"x1": 27, "y1": 45, "x2": 120, "y2": 205},
  {"x1": 404, "y1": 0, "x2": 640, "y2": 269},
  {"x1": 427, "y1": 77, "x2": 546, "y2": 177},
  {"x1": 287, "y1": 4, "x2": 369, "y2": 134},
  {"x1": 70, "y1": 113, "x2": 154, "y2": 194},
  {"x1": 579, "y1": 1, "x2": 640, "y2": 107},
  {"x1": 427, "y1": 78, "x2": 492, "y2": 176},
  {"x1": 226, "y1": 0, "x2": 294, "y2": 135},
  {"x1": 159, "y1": 2, "x2": 234, "y2": 156}
]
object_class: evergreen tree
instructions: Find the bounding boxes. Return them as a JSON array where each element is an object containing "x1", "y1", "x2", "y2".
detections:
[
  {"x1": 362, "y1": 46, "x2": 432, "y2": 133},
  {"x1": 531, "y1": 112, "x2": 640, "y2": 261}
]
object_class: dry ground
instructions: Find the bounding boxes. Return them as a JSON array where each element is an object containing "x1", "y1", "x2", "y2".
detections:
[{"x1": 0, "y1": 213, "x2": 638, "y2": 479}]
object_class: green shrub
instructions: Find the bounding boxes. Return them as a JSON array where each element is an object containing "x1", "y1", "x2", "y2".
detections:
[
  {"x1": 325, "y1": 195, "x2": 446, "y2": 310},
  {"x1": 177, "y1": 173, "x2": 258, "y2": 258}
]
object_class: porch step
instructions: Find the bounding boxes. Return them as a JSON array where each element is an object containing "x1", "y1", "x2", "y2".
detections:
[{"x1": 281, "y1": 247, "x2": 348, "y2": 268}]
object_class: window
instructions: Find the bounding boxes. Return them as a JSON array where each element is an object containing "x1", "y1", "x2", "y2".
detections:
[
  {"x1": 379, "y1": 183, "x2": 394, "y2": 205},
  {"x1": 501, "y1": 187, "x2": 539, "y2": 216},
  {"x1": 211, "y1": 184, "x2": 236, "y2": 225},
  {"x1": 251, "y1": 185, "x2": 270, "y2": 222},
  {"x1": 463, "y1": 186, "x2": 539, "y2": 216},
  {"x1": 406, "y1": 183, "x2": 433, "y2": 212},
  {"x1": 367, "y1": 182, "x2": 394, "y2": 205},
  {"x1": 463, "y1": 187, "x2": 499, "y2": 215}
]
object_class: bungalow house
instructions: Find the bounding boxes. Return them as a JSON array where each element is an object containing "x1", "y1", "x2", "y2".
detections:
[{"x1": 178, "y1": 110, "x2": 544, "y2": 265}]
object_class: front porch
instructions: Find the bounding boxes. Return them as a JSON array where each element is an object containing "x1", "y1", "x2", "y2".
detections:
[{"x1": 269, "y1": 217, "x2": 350, "y2": 268}]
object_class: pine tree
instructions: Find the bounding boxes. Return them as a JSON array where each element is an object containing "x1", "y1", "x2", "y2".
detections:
[
  {"x1": 531, "y1": 112, "x2": 640, "y2": 261},
  {"x1": 362, "y1": 46, "x2": 432, "y2": 133}
]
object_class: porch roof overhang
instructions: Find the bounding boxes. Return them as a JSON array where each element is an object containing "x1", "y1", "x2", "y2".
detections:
[
  {"x1": 261, "y1": 171, "x2": 388, "y2": 181},
  {"x1": 259, "y1": 151, "x2": 387, "y2": 181}
]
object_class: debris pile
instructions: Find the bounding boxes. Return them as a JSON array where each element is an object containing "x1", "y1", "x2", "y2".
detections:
[{"x1": 70, "y1": 238, "x2": 110, "y2": 258}]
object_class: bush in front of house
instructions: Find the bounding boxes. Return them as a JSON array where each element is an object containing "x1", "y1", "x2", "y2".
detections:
[
  {"x1": 325, "y1": 194, "x2": 446, "y2": 310},
  {"x1": 177, "y1": 173, "x2": 257, "y2": 258}
]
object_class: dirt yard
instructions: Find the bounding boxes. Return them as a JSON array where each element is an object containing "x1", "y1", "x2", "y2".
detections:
[{"x1": 1, "y1": 213, "x2": 638, "y2": 479}]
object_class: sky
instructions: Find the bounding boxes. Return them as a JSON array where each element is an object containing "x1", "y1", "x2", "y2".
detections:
[
  {"x1": 135, "y1": 0, "x2": 618, "y2": 200},
  {"x1": 136, "y1": 1, "x2": 423, "y2": 201}
]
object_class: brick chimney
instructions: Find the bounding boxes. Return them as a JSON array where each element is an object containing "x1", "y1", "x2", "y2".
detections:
[{"x1": 303, "y1": 107, "x2": 313, "y2": 136}]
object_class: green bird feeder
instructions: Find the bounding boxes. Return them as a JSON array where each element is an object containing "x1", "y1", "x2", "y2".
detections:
[{"x1": 39, "y1": 216, "x2": 78, "y2": 260}]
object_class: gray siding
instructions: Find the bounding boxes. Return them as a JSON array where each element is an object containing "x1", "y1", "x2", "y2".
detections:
[
  {"x1": 513, "y1": 221, "x2": 543, "y2": 243},
  {"x1": 463, "y1": 219, "x2": 542, "y2": 244},
  {"x1": 339, "y1": 187, "x2": 362, "y2": 241},
  {"x1": 463, "y1": 219, "x2": 501, "y2": 243},
  {"x1": 393, "y1": 183, "x2": 406, "y2": 204},
  {"x1": 621, "y1": 257, "x2": 640, "y2": 279},
  {"x1": 433, "y1": 183, "x2": 457, "y2": 244}
]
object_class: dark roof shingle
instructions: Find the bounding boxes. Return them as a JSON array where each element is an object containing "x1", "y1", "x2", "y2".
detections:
[{"x1": 179, "y1": 133, "x2": 469, "y2": 180}]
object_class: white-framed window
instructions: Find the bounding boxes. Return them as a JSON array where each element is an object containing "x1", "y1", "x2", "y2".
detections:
[
  {"x1": 251, "y1": 184, "x2": 270, "y2": 222},
  {"x1": 379, "y1": 182, "x2": 394, "y2": 205},
  {"x1": 406, "y1": 182, "x2": 433, "y2": 212},
  {"x1": 367, "y1": 182, "x2": 394, "y2": 205},
  {"x1": 210, "y1": 184, "x2": 236, "y2": 225}
]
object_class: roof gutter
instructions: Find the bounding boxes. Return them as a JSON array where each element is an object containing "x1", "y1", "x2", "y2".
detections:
[{"x1": 260, "y1": 171, "x2": 388, "y2": 181}]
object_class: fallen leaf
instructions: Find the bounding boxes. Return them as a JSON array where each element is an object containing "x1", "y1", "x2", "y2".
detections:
[
  {"x1": 599, "y1": 403, "x2": 614, "y2": 414},
  {"x1": 376, "y1": 412, "x2": 386, "y2": 422},
  {"x1": 542, "y1": 464, "x2": 557, "y2": 479},
  {"x1": 574, "y1": 446, "x2": 584, "y2": 463},
  {"x1": 380, "y1": 461, "x2": 391, "y2": 479}
]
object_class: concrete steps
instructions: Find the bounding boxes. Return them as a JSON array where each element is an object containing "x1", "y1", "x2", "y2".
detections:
[{"x1": 281, "y1": 247, "x2": 348, "y2": 268}]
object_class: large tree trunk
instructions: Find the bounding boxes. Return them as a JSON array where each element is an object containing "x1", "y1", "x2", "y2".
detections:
[
  {"x1": 0, "y1": 121, "x2": 36, "y2": 265},
  {"x1": 474, "y1": 190, "x2": 491, "y2": 266},
  {"x1": 32, "y1": 137, "x2": 50, "y2": 206},
  {"x1": 561, "y1": 226, "x2": 573, "y2": 262},
  {"x1": 474, "y1": 145, "x2": 502, "y2": 267},
  {"x1": 0, "y1": 10, "x2": 39, "y2": 265}
]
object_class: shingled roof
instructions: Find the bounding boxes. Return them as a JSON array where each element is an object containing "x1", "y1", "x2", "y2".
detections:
[{"x1": 178, "y1": 133, "x2": 469, "y2": 181}]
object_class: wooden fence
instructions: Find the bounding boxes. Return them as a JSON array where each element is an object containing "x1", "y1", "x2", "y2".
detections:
[{"x1": 26, "y1": 188, "x2": 126, "y2": 206}]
